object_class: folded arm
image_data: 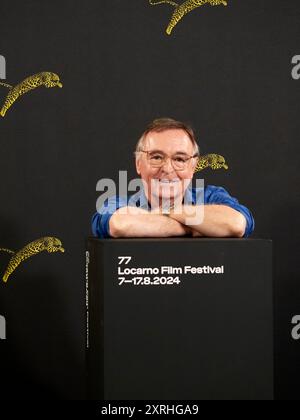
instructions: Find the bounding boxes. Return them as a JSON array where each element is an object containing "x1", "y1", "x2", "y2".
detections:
[
  {"x1": 109, "y1": 206, "x2": 192, "y2": 238},
  {"x1": 168, "y1": 204, "x2": 247, "y2": 238},
  {"x1": 109, "y1": 204, "x2": 246, "y2": 239}
]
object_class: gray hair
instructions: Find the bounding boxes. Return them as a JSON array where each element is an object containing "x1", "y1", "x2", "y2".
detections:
[{"x1": 134, "y1": 118, "x2": 200, "y2": 160}]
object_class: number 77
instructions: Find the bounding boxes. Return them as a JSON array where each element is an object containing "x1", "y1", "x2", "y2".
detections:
[{"x1": 118, "y1": 256, "x2": 132, "y2": 265}]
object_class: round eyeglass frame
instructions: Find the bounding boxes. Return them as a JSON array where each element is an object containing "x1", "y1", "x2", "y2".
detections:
[{"x1": 139, "y1": 149, "x2": 199, "y2": 171}]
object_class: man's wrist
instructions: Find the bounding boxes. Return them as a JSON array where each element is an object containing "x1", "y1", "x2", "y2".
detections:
[
  {"x1": 162, "y1": 202, "x2": 175, "y2": 215},
  {"x1": 167, "y1": 202, "x2": 183, "y2": 217}
]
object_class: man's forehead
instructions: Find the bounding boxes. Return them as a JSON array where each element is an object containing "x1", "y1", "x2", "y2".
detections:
[{"x1": 145, "y1": 130, "x2": 194, "y2": 153}]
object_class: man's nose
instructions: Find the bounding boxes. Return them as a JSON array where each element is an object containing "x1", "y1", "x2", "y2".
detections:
[{"x1": 161, "y1": 157, "x2": 175, "y2": 173}]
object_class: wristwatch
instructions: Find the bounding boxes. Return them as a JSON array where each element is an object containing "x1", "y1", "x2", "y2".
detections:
[{"x1": 161, "y1": 202, "x2": 175, "y2": 215}]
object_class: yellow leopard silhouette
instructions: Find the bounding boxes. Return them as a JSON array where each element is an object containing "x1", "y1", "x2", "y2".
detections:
[
  {"x1": 0, "y1": 72, "x2": 63, "y2": 117},
  {"x1": 0, "y1": 237, "x2": 65, "y2": 283},
  {"x1": 149, "y1": 0, "x2": 228, "y2": 35},
  {"x1": 194, "y1": 153, "x2": 228, "y2": 173}
]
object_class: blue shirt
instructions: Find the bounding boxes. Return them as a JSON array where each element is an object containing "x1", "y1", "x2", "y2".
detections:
[{"x1": 92, "y1": 184, "x2": 255, "y2": 239}]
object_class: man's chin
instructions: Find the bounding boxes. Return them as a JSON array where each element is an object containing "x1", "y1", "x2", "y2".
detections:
[{"x1": 151, "y1": 191, "x2": 183, "y2": 203}]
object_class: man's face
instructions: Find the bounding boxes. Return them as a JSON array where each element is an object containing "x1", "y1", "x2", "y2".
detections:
[{"x1": 135, "y1": 129, "x2": 198, "y2": 208}]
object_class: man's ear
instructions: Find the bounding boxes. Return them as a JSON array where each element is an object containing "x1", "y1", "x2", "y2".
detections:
[
  {"x1": 192, "y1": 156, "x2": 199, "y2": 171},
  {"x1": 135, "y1": 157, "x2": 141, "y2": 175}
]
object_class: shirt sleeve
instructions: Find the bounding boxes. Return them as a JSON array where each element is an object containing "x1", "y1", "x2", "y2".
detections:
[
  {"x1": 91, "y1": 195, "x2": 128, "y2": 239},
  {"x1": 205, "y1": 185, "x2": 255, "y2": 238}
]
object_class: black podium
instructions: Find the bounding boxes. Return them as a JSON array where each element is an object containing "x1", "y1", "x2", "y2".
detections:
[{"x1": 86, "y1": 238, "x2": 273, "y2": 400}]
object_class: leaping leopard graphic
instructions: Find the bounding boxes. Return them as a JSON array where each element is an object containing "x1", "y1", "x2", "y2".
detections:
[
  {"x1": 0, "y1": 237, "x2": 65, "y2": 283},
  {"x1": 149, "y1": 0, "x2": 228, "y2": 35},
  {"x1": 194, "y1": 153, "x2": 228, "y2": 173},
  {"x1": 0, "y1": 72, "x2": 63, "y2": 117}
]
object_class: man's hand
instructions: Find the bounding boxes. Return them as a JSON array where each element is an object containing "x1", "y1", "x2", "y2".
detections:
[
  {"x1": 151, "y1": 205, "x2": 203, "y2": 237},
  {"x1": 191, "y1": 229, "x2": 204, "y2": 237},
  {"x1": 168, "y1": 204, "x2": 246, "y2": 238}
]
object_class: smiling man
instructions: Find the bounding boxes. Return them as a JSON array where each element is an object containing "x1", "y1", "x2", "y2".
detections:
[{"x1": 92, "y1": 118, "x2": 254, "y2": 238}]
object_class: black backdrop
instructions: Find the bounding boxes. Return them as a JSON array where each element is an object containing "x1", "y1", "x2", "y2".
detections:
[{"x1": 0, "y1": 0, "x2": 299, "y2": 400}]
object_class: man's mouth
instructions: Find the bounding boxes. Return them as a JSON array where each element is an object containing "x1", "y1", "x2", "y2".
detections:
[{"x1": 154, "y1": 178, "x2": 181, "y2": 184}]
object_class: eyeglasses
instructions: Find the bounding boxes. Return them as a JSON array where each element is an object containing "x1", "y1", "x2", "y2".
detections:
[{"x1": 139, "y1": 150, "x2": 198, "y2": 171}]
